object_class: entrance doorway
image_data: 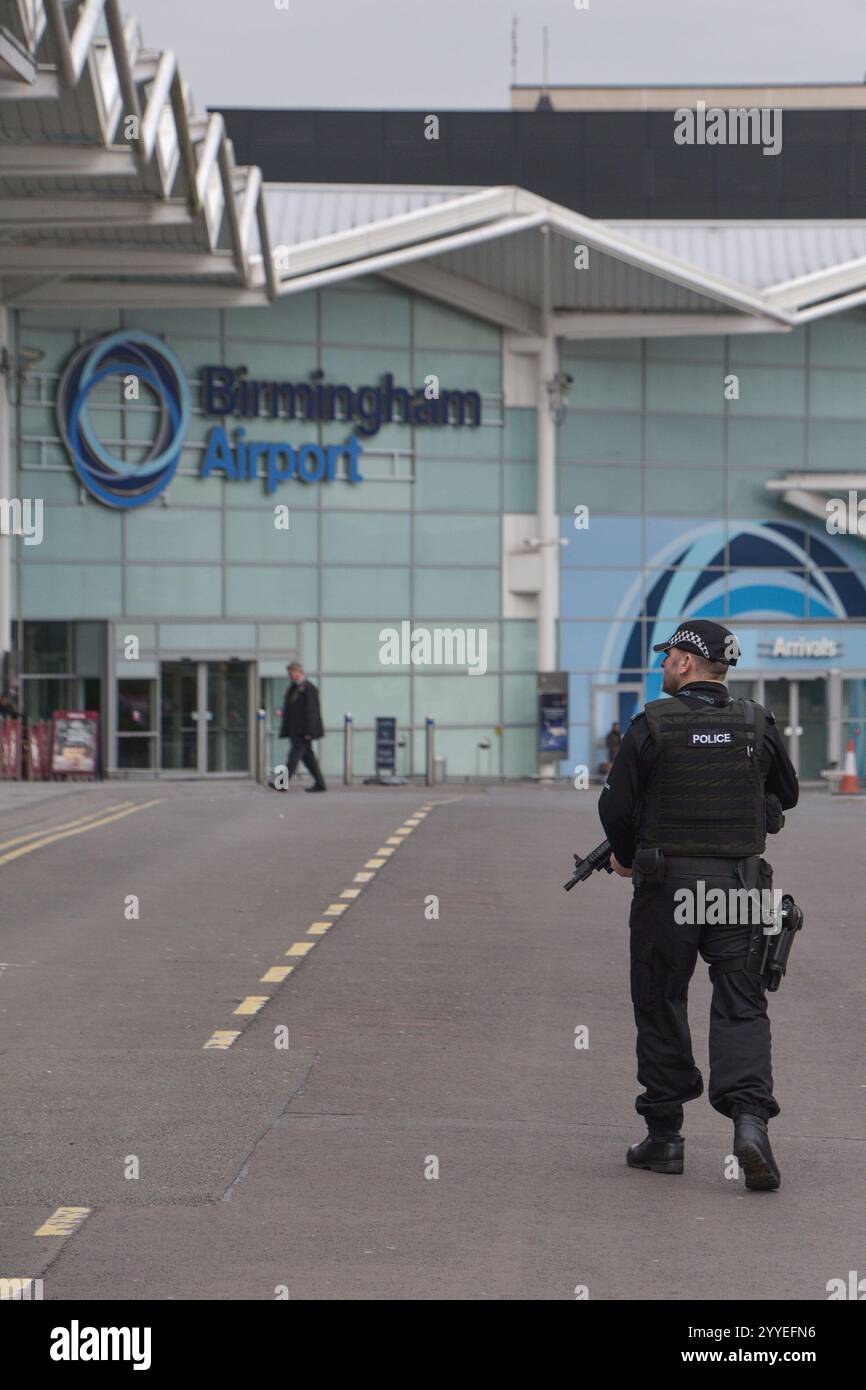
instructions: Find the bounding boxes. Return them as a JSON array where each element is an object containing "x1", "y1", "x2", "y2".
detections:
[
  {"x1": 160, "y1": 660, "x2": 253, "y2": 774},
  {"x1": 729, "y1": 675, "x2": 827, "y2": 779},
  {"x1": 591, "y1": 682, "x2": 643, "y2": 775}
]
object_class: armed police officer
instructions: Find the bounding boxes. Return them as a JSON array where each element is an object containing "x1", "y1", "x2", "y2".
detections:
[{"x1": 598, "y1": 620, "x2": 798, "y2": 1190}]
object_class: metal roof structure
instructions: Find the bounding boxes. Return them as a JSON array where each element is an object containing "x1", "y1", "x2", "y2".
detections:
[{"x1": 2, "y1": 2, "x2": 866, "y2": 337}]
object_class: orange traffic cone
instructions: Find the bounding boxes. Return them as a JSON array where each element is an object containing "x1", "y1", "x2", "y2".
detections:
[{"x1": 839, "y1": 738, "x2": 860, "y2": 794}]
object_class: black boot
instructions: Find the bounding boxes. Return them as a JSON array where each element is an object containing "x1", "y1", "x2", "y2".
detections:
[
  {"x1": 733, "y1": 1113, "x2": 781, "y2": 1191},
  {"x1": 626, "y1": 1133, "x2": 684, "y2": 1174}
]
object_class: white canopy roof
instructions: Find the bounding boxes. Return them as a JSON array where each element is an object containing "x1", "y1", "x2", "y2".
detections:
[{"x1": 1, "y1": 0, "x2": 866, "y2": 340}]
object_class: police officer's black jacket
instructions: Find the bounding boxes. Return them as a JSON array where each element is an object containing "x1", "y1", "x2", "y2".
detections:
[{"x1": 598, "y1": 682, "x2": 799, "y2": 868}]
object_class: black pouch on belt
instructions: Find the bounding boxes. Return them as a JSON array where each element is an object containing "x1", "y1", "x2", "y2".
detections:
[{"x1": 632, "y1": 846, "x2": 665, "y2": 888}]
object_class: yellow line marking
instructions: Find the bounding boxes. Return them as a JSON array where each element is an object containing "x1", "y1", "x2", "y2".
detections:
[
  {"x1": 306, "y1": 923, "x2": 330, "y2": 936},
  {"x1": 0, "y1": 1278, "x2": 41, "y2": 1299},
  {"x1": 376, "y1": 847, "x2": 395, "y2": 856},
  {"x1": 365, "y1": 858, "x2": 385, "y2": 868},
  {"x1": 324, "y1": 903, "x2": 347, "y2": 916},
  {"x1": 260, "y1": 966, "x2": 292, "y2": 983},
  {"x1": 354, "y1": 871, "x2": 374, "y2": 882},
  {"x1": 234, "y1": 995, "x2": 269, "y2": 1015},
  {"x1": 203, "y1": 1030, "x2": 241, "y2": 1050},
  {"x1": 385, "y1": 836, "x2": 403, "y2": 846},
  {"x1": 34, "y1": 1206, "x2": 90, "y2": 1237},
  {"x1": 0, "y1": 803, "x2": 134, "y2": 854},
  {"x1": 286, "y1": 941, "x2": 315, "y2": 956},
  {"x1": 0, "y1": 800, "x2": 162, "y2": 867},
  {"x1": 340, "y1": 887, "x2": 361, "y2": 899}
]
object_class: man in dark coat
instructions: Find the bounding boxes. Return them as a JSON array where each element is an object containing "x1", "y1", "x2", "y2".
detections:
[{"x1": 278, "y1": 661, "x2": 326, "y2": 792}]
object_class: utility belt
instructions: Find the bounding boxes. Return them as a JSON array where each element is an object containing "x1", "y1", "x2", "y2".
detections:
[{"x1": 631, "y1": 846, "x2": 803, "y2": 991}]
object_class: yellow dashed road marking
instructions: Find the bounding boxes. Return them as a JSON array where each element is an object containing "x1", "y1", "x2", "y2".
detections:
[
  {"x1": 203, "y1": 1030, "x2": 241, "y2": 1050},
  {"x1": 260, "y1": 966, "x2": 293, "y2": 983},
  {"x1": 0, "y1": 800, "x2": 162, "y2": 868},
  {"x1": 35, "y1": 1207, "x2": 90, "y2": 1238},
  {"x1": 206, "y1": 802, "x2": 437, "y2": 1043},
  {"x1": 234, "y1": 996, "x2": 269, "y2": 1015}
]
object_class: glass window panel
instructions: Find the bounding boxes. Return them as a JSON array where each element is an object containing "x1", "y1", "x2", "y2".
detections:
[
  {"x1": 118, "y1": 679, "x2": 154, "y2": 733},
  {"x1": 23, "y1": 621, "x2": 72, "y2": 674},
  {"x1": 117, "y1": 736, "x2": 156, "y2": 770}
]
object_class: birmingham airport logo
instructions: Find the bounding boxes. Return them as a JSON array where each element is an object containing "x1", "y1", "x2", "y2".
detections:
[
  {"x1": 58, "y1": 333, "x2": 481, "y2": 508},
  {"x1": 57, "y1": 330, "x2": 191, "y2": 509}
]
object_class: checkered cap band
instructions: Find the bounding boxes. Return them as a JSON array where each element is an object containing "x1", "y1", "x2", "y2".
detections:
[{"x1": 666, "y1": 628, "x2": 710, "y2": 658}]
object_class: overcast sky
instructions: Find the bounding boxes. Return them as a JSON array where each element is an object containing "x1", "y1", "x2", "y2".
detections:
[{"x1": 130, "y1": 0, "x2": 866, "y2": 109}]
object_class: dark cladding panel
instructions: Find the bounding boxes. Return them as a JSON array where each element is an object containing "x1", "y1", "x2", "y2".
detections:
[{"x1": 217, "y1": 107, "x2": 866, "y2": 219}]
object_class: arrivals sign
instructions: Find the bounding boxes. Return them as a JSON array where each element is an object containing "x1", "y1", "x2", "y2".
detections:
[
  {"x1": 758, "y1": 636, "x2": 842, "y2": 658},
  {"x1": 58, "y1": 331, "x2": 482, "y2": 510}
]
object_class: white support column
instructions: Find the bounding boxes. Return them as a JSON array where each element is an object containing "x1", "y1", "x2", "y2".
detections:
[
  {"x1": 536, "y1": 227, "x2": 559, "y2": 778},
  {"x1": 0, "y1": 306, "x2": 11, "y2": 660}
]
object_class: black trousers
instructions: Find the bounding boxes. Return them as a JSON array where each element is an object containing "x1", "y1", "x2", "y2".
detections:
[
  {"x1": 629, "y1": 855, "x2": 779, "y2": 1135},
  {"x1": 287, "y1": 738, "x2": 326, "y2": 788}
]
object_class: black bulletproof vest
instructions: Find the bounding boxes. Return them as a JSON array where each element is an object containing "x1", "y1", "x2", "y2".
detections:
[{"x1": 637, "y1": 695, "x2": 767, "y2": 856}]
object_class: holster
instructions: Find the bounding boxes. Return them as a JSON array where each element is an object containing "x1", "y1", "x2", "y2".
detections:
[{"x1": 708, "y1": 855, "x2": 773, "y2": 981}]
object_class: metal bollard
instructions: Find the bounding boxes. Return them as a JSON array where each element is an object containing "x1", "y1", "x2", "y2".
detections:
[
  {"x1": 256, "y1": 707, "x2": 267, "y2": 785},
  {"x1": 425, "y1": 716, "x2": 435, "y2": 786},
  {"x1": 343, "y1": 713, "x2": 353, "y2": 786}
]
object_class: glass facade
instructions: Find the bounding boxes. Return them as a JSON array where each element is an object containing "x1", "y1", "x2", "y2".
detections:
[{"x1": 10, "y1": 289, "x2": 866, "y2": 781}]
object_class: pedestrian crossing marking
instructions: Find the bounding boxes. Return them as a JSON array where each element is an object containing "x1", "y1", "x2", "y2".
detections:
[
  {"x1": 365, "y1": 858, "x2": 385, "y2": 868},
  {"x1": 286, "y1": 941, "x2": 315, "y2": 956},
  {"x1": 305, "y1": 923, "x2": 330, "y2": 936},
  {"x1": 260, "y1": 966, "x2": 292, "y2": 983},
  {"x1": 34, "y1": 1207, "x2": 90, "y2": 1237},
  {"x1": 234, "y1": 995, "x2": 269, "y2": 1015},
  {"x1": 385, "y1": 837, "x2": 403, "y2": 846},
  {"x1": 324, "y1": 902, "x2": 347, "y2": 915},
  {"x1": 203, "y1": 1030, "x2": 241, "y2": 1050},
  {"x1": 354, "y1": 872, "x2": 374, "y2": 882},
  {"x1": 340, "y1": 887, "x2": 361, "y2": 899},
  {"x1": 395, "y1": 828, "x2": 413, "y2": 836},
  {"x1": 375, "y1": 848, "x2": 394, "y2": 856}
]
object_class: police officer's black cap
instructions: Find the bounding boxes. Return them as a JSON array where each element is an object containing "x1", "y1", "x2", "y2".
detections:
[{"x1": 652, "y1": 620, "x2": 740, "y2": 667}]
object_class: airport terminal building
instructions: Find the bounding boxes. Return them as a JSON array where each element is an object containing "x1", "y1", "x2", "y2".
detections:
[{"x1": 2, "y1": 4, "x2": 866, "y2": 782}]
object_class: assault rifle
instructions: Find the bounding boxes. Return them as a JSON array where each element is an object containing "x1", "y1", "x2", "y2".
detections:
[{"x1": 563, "y1": 839, "x2": 613, "y2": 890}]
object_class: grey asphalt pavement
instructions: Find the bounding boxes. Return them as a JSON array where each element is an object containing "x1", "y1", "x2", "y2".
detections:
[{"x1": 0, "y1": 780, "x2": 862, "y2": 1300}]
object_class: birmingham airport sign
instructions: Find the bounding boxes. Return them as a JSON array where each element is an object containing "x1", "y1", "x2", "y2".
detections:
[{"x1": 57, "y1": 331, "x2": 482, "y2": 510}]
